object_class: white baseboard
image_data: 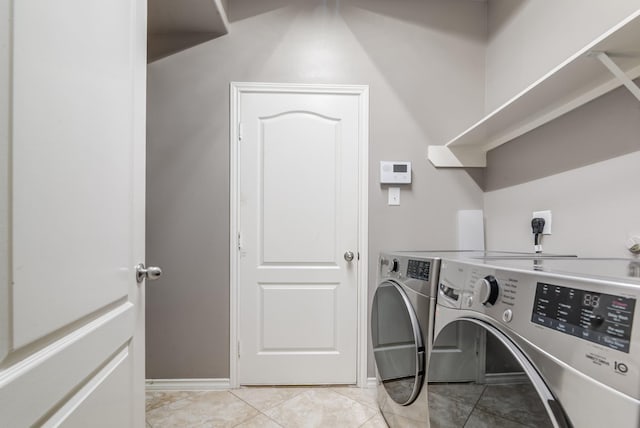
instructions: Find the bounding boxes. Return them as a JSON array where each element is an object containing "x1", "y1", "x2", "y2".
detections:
[
  {"x1": 145, "y1": 378, "x2": 231, "y2": 391},
  {"x1": 146, "y1": 377, "x2": 376, "y2": 391}
]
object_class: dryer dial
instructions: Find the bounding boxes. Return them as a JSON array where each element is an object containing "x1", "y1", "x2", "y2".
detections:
[{"x1": 477, "y1": 275, "x2": 499, "y2": 306}]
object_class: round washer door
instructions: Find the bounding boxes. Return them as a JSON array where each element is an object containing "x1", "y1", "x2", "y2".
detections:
[
  {"x1": 427, "y1": 319, "x2": 569, "y2": 428},
  {"x1": 371, "y1": 280, "x2": 424, "y2": 406}
]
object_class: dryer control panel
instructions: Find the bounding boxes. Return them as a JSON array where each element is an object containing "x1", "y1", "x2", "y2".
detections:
[
  {"x1": 379, "y1": 253, "x2": 440, "y2": 297},
  {"x1": 407, "y1": 259, "x2": 431, "y2": 281}
]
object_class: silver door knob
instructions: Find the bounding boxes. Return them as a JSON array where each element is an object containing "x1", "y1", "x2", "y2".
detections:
[
  {"x1": 136, "y1": 263, "x2": 163, "y2": 283},
  {"x1": 344, "y1": 251, "x2": 355, "y2": 262}
]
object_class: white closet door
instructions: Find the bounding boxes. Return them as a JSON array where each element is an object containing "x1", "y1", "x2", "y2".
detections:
[{"x1": 236, "y1": 85, "x2": 366, "y2": 384}]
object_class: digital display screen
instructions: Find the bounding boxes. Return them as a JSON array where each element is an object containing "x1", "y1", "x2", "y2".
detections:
[
  {"x1": 531, "y1": 282, "x2": 635, "y2": 353},
  {"x1": 393, "y1": 164, "x2": 408, "y2": 173},
  {"x1": 407, "y1": 260, "x2": 430, "y2": 281}
]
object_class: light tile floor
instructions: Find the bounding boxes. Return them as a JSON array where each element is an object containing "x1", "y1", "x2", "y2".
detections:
[{"x1": 146, "y1": 386, "x2": 388, "y2": 428}]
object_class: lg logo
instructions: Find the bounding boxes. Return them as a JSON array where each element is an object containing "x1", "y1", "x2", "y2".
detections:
[{"x1": 614, "y1": 361, "x2": 629, "y2": 374}]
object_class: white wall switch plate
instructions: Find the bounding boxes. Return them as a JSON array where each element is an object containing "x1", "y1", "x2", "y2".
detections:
[
  {"x1": 532, "y1": 210, "x2": 552, "y2": 235},
  {"x1": 388, "y1": 187, "x2": 400, "y2": 206}
]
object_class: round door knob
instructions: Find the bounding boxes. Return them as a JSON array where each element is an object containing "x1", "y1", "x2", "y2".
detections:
[
  {"x1": 344, "y1": 251, "x2": 355, "y2": 262},
  {"x1": 136, "y1": 263, "x2": 163, "y2": 283}
]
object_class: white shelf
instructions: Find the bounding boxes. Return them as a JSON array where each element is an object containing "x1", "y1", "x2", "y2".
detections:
[
  {"x1": 148, "y1": 0, "x2": 229, "y2": 62},
  {"x1": 428, "y1": 10, "x2": 640, "y2": 168}
]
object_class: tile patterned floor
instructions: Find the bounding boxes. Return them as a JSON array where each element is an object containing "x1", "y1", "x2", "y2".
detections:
[{"x1": 146, "y1": 386, "x2": 388, "y2": 428}]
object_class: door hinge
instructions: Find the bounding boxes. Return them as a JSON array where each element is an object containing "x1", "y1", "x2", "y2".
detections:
[
  {"x1": 237, "y1": 340, "x2": 241, "y2": 358},
  {"x1": 238, "y1": 232, "x2": 242, "y2": 250},
  {"x1": 238, "y1": 122, "x2": 243, "y2": 141},
  {"x1": 357, "y1": 252, "x2": 360, "y2": 261}
]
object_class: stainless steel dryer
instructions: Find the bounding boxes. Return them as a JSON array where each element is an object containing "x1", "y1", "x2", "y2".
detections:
[
  {"x1": 428, "y1": 257, "x2": 640, "y2": 428},
  {"x1": 372, "y1": 252, "x2": 438, "y2": 427},
  {"x1": 370, "y1": 251, "x2": 567, "y2": 427}
]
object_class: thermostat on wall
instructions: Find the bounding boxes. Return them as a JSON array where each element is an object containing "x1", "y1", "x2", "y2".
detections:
[{"x1": 380, "y1": 161, "x2": 411, "y2": 184}]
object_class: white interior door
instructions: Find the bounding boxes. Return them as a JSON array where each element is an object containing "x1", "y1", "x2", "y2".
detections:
[
  {"x1": 233, "y1": 83, "x2": 368, "y2": 385},
  {"x1": 0, "y1": 0, "x2": 147, "y2": 426}
]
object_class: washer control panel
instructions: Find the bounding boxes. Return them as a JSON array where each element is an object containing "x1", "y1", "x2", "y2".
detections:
[
  {"x1": 437, "y1": 258, "x2": 640, "y2": 400},
  {"x1": 531, "y1": 282, "x2": 636, "y2": 353},
  {"x1": 460, "y1": 264, "x2": 637, "y2": 353}
]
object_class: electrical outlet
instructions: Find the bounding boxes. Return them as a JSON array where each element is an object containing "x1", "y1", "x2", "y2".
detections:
[{"x1": 532, "y1": 210, "x2": 552, "y2": 235}]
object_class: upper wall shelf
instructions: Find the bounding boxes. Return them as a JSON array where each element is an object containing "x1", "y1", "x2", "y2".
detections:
[
  {"x1": 147, "y1": 0, "x2": 229, "y2": 62},
  {"x1": 427, "y1": 10, "x2": 640, "y2": 168}
]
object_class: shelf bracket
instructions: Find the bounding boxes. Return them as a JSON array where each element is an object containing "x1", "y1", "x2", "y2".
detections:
[{"x1": 591, "y1": 51, "x2": 640, "y2": 102}]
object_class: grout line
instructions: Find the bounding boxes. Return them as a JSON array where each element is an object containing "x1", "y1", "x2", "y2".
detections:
[
  {"x1": 460, "y1": 384, "x2": 488, "y2": 427},
  {"x1": 329, "y1": 390, "x2": 363, "y2": 405},
  {"x1": 357, "y1": 413, "x2": 378, "y2": 427},
  {"x1": 146, "y1": 394, "x2": 194, "y2": 414},
  {"x1": 230, "y1": 387, "x2": 307, "y2": 412},
  {"x1": 227, "y1": 390, "x2": 291, "y2": 427},
  {"x1": 324, "y1": 388, "x2": 382, "y2": 426},
  {"x1": 329, "y1": 386, "x2": 378, "y2": 409},
  {"x1": 241, "y1": 412, "x2": 285, "y2": 428},
  {"x1": 148, "y1": 388, "x2": 382, "y2": 428},
  {"x1": 228, "y1": 398, "x2": 263, "y2": 425},
  {"x1": 200, "y1": 390, "x2": 262, "y2": 428}
]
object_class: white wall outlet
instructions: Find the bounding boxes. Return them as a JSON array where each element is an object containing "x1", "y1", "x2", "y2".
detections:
[
  {"x1": 388, "y1": 187, "x2": 400, "y2": 206},
  {"x1": 532, "y1": 210, "x2": 552, "y2": 235}
]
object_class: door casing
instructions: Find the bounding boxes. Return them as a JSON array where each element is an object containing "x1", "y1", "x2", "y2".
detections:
[{"x1": 229, "y1": 82, "x2": 369, "y2": 388}]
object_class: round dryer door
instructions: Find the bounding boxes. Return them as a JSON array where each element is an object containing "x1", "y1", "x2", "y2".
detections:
[
  {"x1": 427, "y1": 319, "x2": 569, "y2": 428},
  {"x1": 371, "y1": 280, "x2": 424, "y2": 406}
]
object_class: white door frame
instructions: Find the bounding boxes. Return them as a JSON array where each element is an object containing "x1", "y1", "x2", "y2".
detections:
[{"x1": 229, "y1": 82, "x2": 369, "y2": 388}]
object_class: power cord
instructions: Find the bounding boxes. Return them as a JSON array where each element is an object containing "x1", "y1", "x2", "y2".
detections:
[{"x1": 531, "y1": 218, "x2": 546, "y2": 253}]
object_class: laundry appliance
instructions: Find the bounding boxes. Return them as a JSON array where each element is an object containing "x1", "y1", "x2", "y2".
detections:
[
  {"x1": 370, "y1": 250, "x2": 573, "y2": 427},
  {"x1": 428, "y1": 257, "x2": 640, "y2": 427}
]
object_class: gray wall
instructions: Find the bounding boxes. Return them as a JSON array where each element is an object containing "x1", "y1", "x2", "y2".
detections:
[
  {"x1": 483, "y1": 1, "x2": 640, "y2": 257},
  {"x1": 486, "y1": 0, "x2": 640, "y2": 111},
  {"x1": 484, "y1": 84, "x2": 640, "y2": 257},
  {"x1": 146, "y1": 0, "x2": 486, "y2": 379}
]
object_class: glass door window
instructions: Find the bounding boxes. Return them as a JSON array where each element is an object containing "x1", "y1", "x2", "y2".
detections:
[
  {"x1": 427, "y1": 319, "x2": 567, "y2": 428},
  {"x1": 371, "y1": 281, "x2": 424, "y2": 405}
]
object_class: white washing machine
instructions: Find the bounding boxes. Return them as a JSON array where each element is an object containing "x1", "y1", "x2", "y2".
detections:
[
  {"x1": 428, "y1": 257, "x2": 640, "y2": 427},
  {"x1": 371, "y1": 251, "x2": 573, "y2": 427}
]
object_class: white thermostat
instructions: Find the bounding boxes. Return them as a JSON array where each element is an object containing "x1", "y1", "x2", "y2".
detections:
[{"x1": 380, "y1": 161, "x2": 411, "y2": 184}]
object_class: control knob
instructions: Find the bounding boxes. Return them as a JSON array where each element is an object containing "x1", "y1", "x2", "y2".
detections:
[
  {"x1": 589, "y1": 314, "x2": 605, "y2": 328},
  {"x1": 477, "y1": 275, "x2": 500, "y2": 306}
]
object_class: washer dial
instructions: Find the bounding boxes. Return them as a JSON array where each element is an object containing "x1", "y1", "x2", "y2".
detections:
[{"x1": 477, "y1": 275, "x2": 500, "y2": 306}]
